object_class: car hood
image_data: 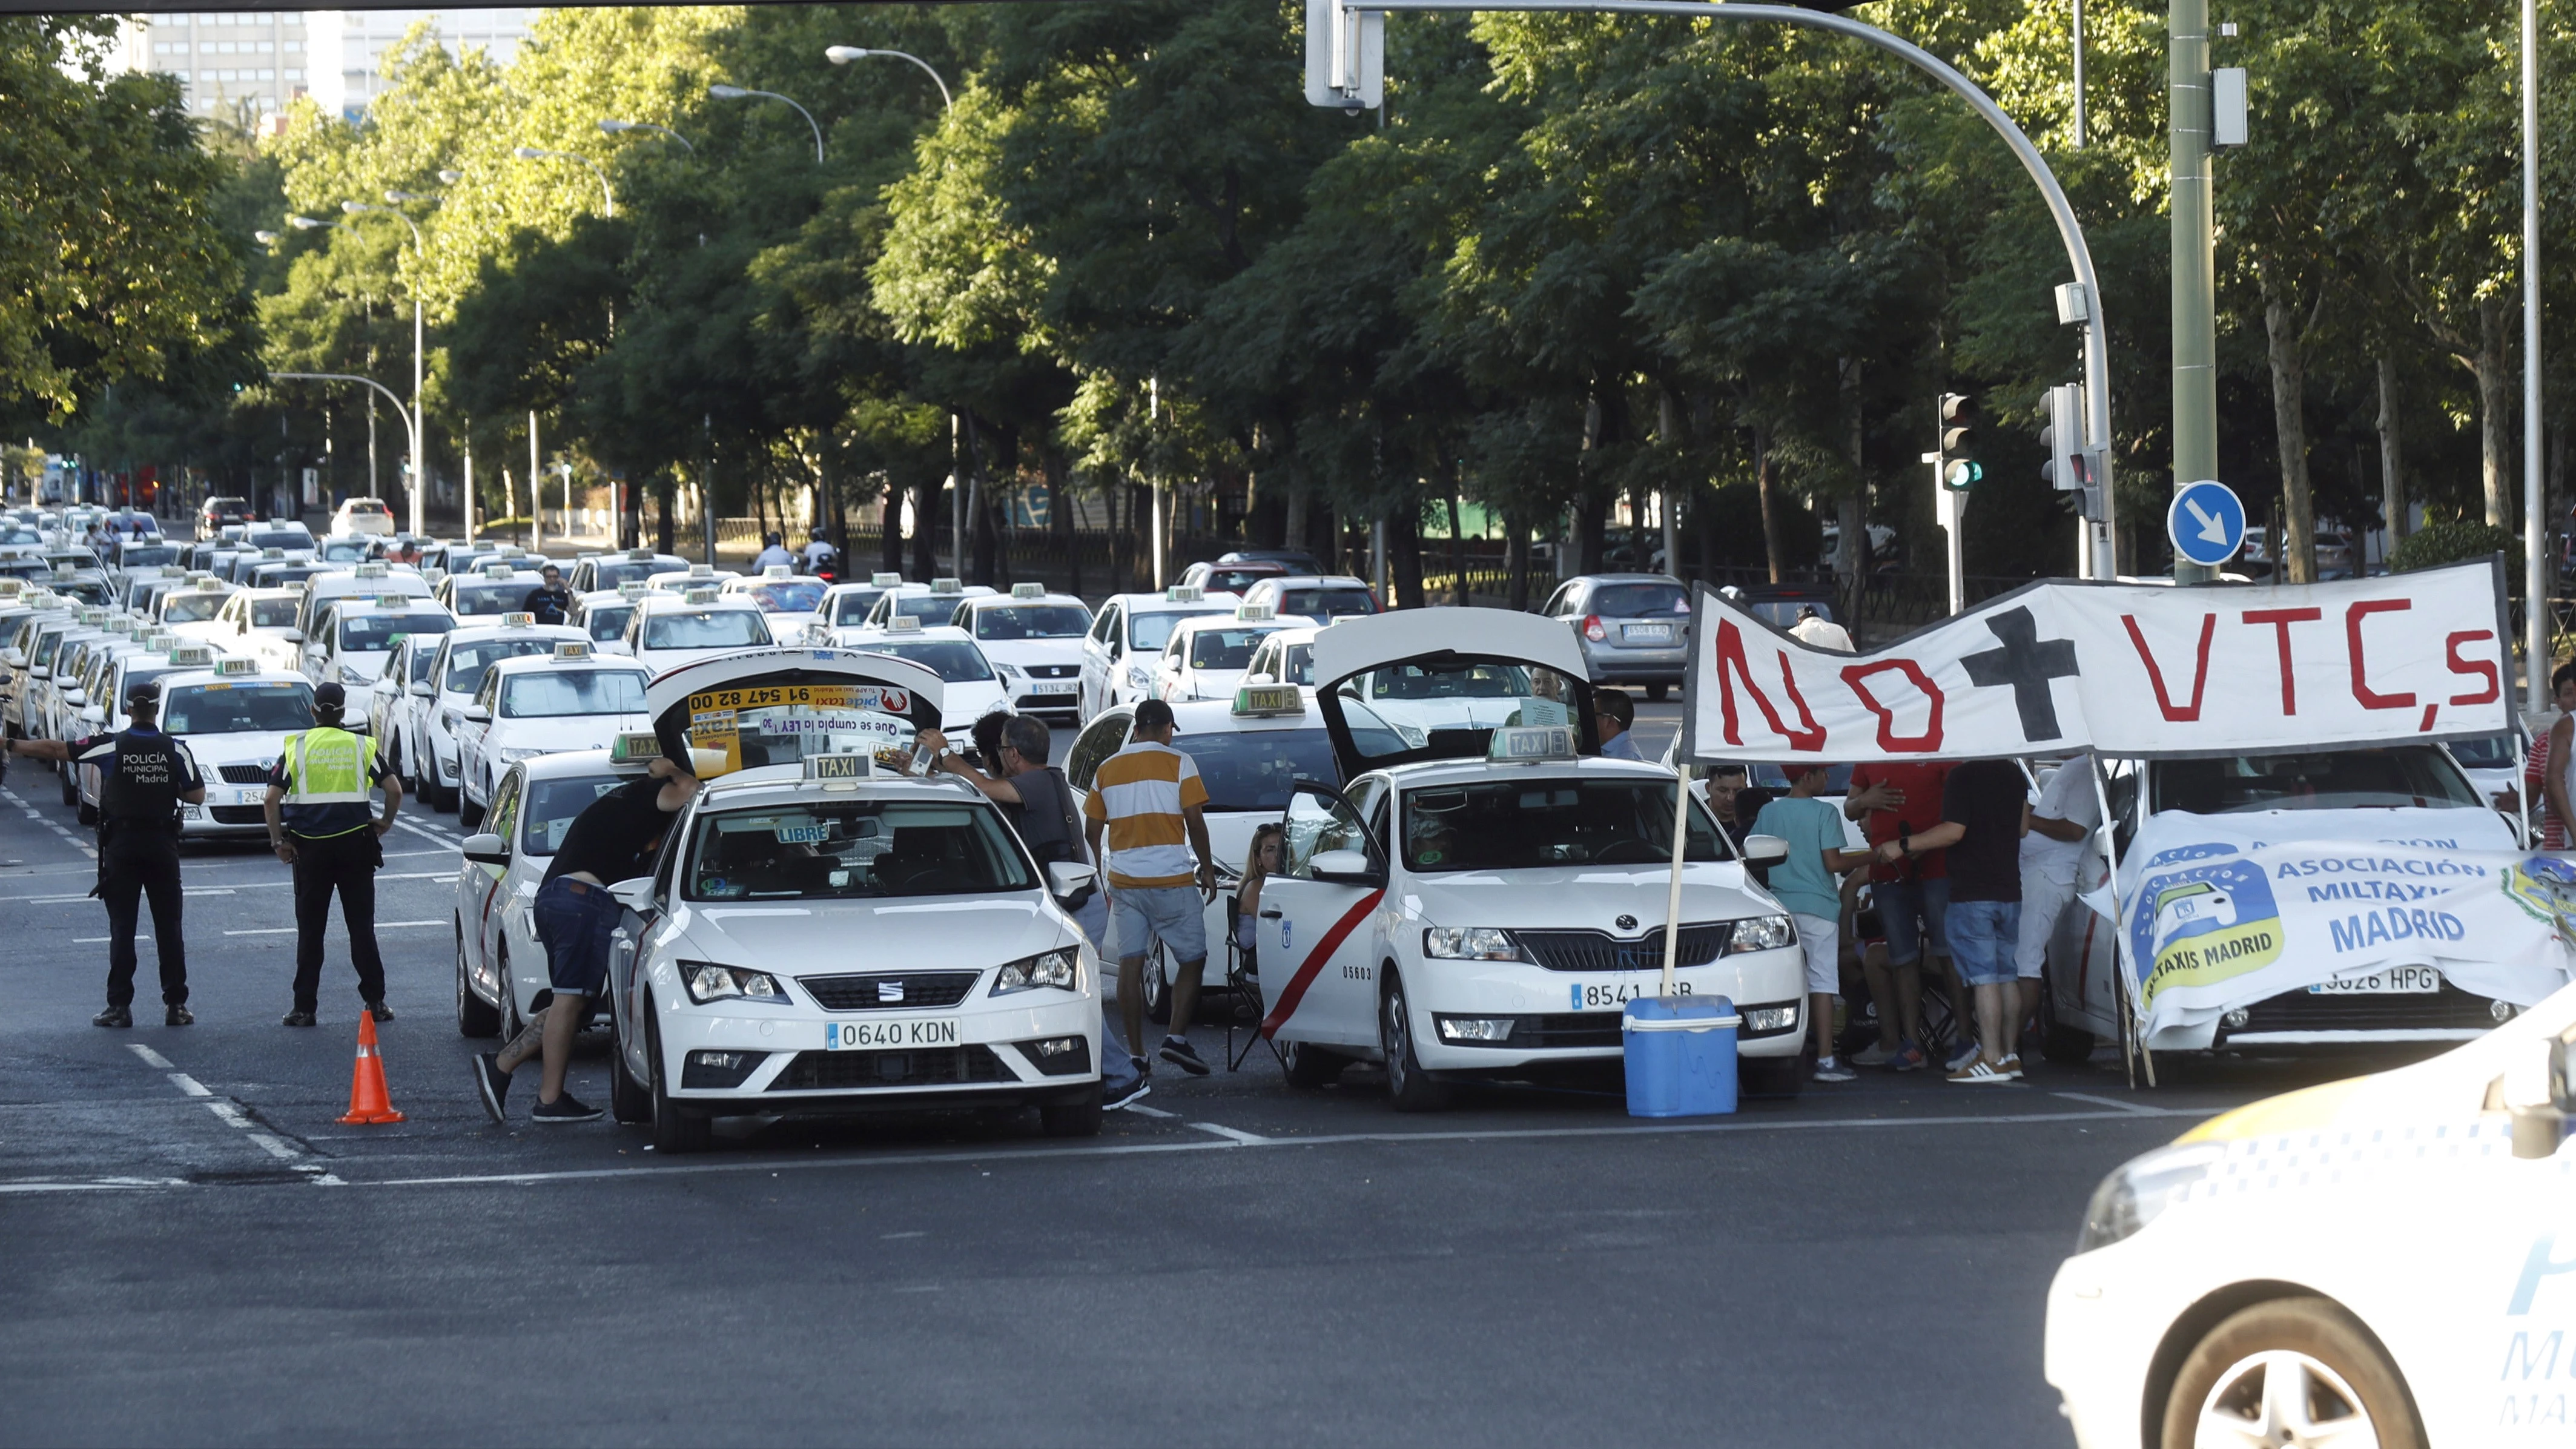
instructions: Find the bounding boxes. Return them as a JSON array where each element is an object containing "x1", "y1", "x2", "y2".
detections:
[
  {"x1": 1177, "y1": 667, "x2": 1250, "y2": 702},
  {"x1": 670, "y1": 893, "x2": 1077, "y2": 976},
  {"x1": 491, "y1": 713, "x2": 649, "y2": 751},
  {"x1": 977, "y1": 638, "x2": 1085, "y2": 670},
  {"x1": 1401, "y1": 862, "x2": 1781, "y2": 934},
  {"x1": 176, "y1": 730, "x2": 293, "y2": 769}
]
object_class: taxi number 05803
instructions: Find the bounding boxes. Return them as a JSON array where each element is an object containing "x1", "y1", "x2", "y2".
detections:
[
  {"x1": 824, "y1": 1018, "x2": 960, "y2": 1049},
  {"x1": 1574, "y1": 979, "x2": 1693, "y2": 1010}
]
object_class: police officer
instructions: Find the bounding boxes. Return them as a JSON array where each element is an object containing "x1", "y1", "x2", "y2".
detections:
[
  {"x1": 4, "y1": 682, "x2": 206, "y2": 1026},
  {"x1": 519, "y1": 563, "x2": 571, "y2": 625},
  {"x1": 262, "y1": 681, "x2": 403, "y2": 1027}
]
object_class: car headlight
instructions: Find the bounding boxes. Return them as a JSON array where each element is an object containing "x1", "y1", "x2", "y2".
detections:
[
  {"x1": 680, "y1": 959, "x2": 789, "y2": 1005},
  {"x1": 994, "y1": 661, "x2": 1023, "y2": 682},
  {"x1": 991, "y1": 945, "x2": 1081, "y2": 996},
  {"x1": 496, "y1": 746, "x2": 543, "y2": 764},
  {"x1": 340, "y1": 665, "x2": 372, "y2": 685},
  {"x1": 1725, "y1": 915, "x2": 1795, "y2": 953},
  {"x1": 1125, "y1": 661, "x2": 1155, "y2": 689},
  {"x1": 2076, "y1": 1142, "x2": 2226, "y2": 1253},
  {"x1": 1422, "y1": 926, "x2": 1524, "y2": 961}
]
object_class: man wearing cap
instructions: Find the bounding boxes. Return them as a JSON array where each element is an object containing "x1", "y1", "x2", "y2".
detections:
[
  {"x1": 5, "y1": 682, "x2": 206, "y2": 1026},
  {"x1": 519, "y1": 563, "x2": 572, "y2": 626},
  {"x1": 263, "y1": 681, "x2": 403, "y2": 1027}
]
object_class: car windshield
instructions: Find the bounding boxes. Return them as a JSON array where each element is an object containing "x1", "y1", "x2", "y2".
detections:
[
  {"x1": 686, "y1": 800, "x2": 1035, "y2": 900},
  {"x1": 1591, "y1": 583, "x2": 1688, "y2": 616},
  {"x1": 590, "y1": 559, "x2": 682, "y2": 590},
  {"x1": 0, "y1": 527, "x2": 38, "y2": 545},
  {"x1": 1186, "y1": 627, "x2": 1278, "y2": 671},
  {"x1": 1338, "y1": 659, "x2": 1582, "y2": 766},
  {"x1": 1168, "y1": 727, "x2": 1389, "y2": 811},
  {"x1": 741, "y1": 580, "x2": 824, "y2": 613},
  {"x1": 444, "y1": 638, "x2": 565, "y2": 694},
  {"x1": 855, "y1": 639, "x2": 991, "y2": 682},
  {"x1": 830, "y1": 589, "x2": 887, "y2": 625},
  {"x1": 317, "y1": 541, "x2": 367, "y2": 561},
  {"x1": 248, "y1": 598, "x2": 299, "y2": 629},
  {"x1": 520, "y1": 773, "x2": 628, "y2": 855},
  {"x1": 1200, "y1": 567, "x2": 1278, "y2": 595},
  {"x1": 2150, "y1": 748, "x2": 2483, "y2": 814},
  {"x1": 892, "y1": 594, "x2": 962, "y2": 625},
  {"x1": 245, "y1": 530, "x2": 308, "y2": 551},
  {"x1": 1279, "y1": 587, "x2": 1375, "y2": 618},
  {"x1": 58, "y1": 581, "x2": 109, "y2": 604},
  {"x1": 1401, "y1": 777, "x2": 1726, "y2": 872},
  {"x1": 581, "y1": 604, "x2": 634, "y2": 642},
  {"x1": 345, "y1": 501, "x2": 388, "y2": 515},
  {"x1": 339, "y1": 613, "x2": 455, "y2": 652},
  {"x1": 250, "y1": 566, "x2": 321, "y2": 588},
  {"x1": 2449, "y1": 733, "x2": 2517, "y2": 770},
  {"x1": 642, "y1": 609, "x2": 768, "y2": 650},
  {"x1": 1269, "y1": 642, "x2": 1315, "y2": 685},
  {"x1": 973, "y1": 604, "x2": 1089, "y2": 640},
  {"x1": 450, "y1": 581, "x2": 534, "y2": 616},
  {"x1": 117, "y1": 544, "x2": 179, "y2": 569},
  {"x1": 501, "y1": 670, "x2": 648, "y2": 718},
  {"x1": 159, "y1": 593, "x2": 225, "y2": 624},
  {"x1": 1128, "y1": 607, "x2": 1226, "y2": 651},
  {"x1": 163, "y1": 681, "x2": 313, "y2": 734}
]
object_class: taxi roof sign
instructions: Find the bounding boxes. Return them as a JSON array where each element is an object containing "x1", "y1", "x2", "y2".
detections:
[
  {"x1": 626, "y1": 547, "x2": 655, "y2": 561},
  {"x1": 481, "y1": 561, "x2": 516, "y2": 578},
  {"x1": 1232, "y1": 683, "x2": 1303, "y2": 718},
  {"x1": 871, "y1": 572, "x2": 902, "y2": 587},
  {"x1": 261, "y1": 547, "x2": 285, "y2": 558},
  {"x1": 354, "y1": 561, "x2": 389, "y2": 578},
  {"x1": 930, "y1": 576, "x2": 962, "y2": 594},
  {"x1": 882, "y1": 615, "x2": 923, "y2": 633},
  {"x1": 499, "y1": 612, "x2": 535, "y2": 627},
  {"x1": 607, "y1": 731, "x2": 661, "y2": 767},
  {"x1": 0, "y1": 579, "x2": 20, "y2": 597},
  {"x1": 689, "y1": 563, "x2": 714, "y2": 577},
  {"x1": 553, "y1": 640, "x2": 592, "y2": 659},
  {"x1": 1164, "y1": 585, "x2": 1204, "y2": 602},
  {"x1": 165, "y1": 644, "x2": 213, "y2": 666},
  {"x1": 1235, "y1": 602, "x2": 1275, "y2": 622},
  {"x1": 805, "y1": 751, "x2": 874, "y2": 783},
  {"x1": 685, "y1": 587, "x2": 722, "y2": 604},
  {"x1": 1011, "y1": 582, "x2": 1045, "y2": 599},
  {"x1": 374, "y1": 595, "x2": 409, "y2": 608},
  {"x1": 1489, "y1": 724, "x2": 1577, "y2": 762},
  {"x1": 617, "y1": 582, "x2": 649, "y2": 599},
  {"x1": 762, "y1": 564, "x2": 793, "y2": 579},
  {"x1": 213, "y1": 656, "x2": 259, "y2": 676}
]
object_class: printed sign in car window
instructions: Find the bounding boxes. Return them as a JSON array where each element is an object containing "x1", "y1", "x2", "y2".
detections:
[{"x1": 684, "y1": 682, "x2": 914, "y2": 776}]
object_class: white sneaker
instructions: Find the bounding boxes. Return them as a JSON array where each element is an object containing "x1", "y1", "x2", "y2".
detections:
[
  {"x1": 1944, "y1": 1040, "x2": 1983, "y2": 1073},
  {"x1": 1813, "y1": 1056, "x2": 1857, "y2": 1083},
  {"x1": 1851, "y1": 1040, "x2": 1898, "y2": 1068},
  {"x1": 1946, "y1": 1057, "x2": 2015, "y2": 1085}
]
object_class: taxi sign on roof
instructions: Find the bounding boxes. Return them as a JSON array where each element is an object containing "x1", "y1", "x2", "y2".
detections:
[
  {"x1": 262, "y1": 547, "x2": 285, "y2": 558},
  {"x1": 762, "y1": 564, "x2": 792, "y2": 579},
  {"x1": 608, "y1": 731, "x2": 661, "y2": 767},
  {"x1": 684, "y1": 587, "x2": 721, "y2": 605},
  {"x1": 1236, "y1": 602, "x2": 1275, "y2": 622},
  {"x1": 871, "y1": 572, "x2": 902, "y2": 587},
  {"x1": 1011, "y1": 582, "x2": 1045, "y2": 599},
  {"x1": 1233, "y1": 683, "x2": 1302, "y2": 718},
  {"x1": 618, "y1": 582, "x2": 649, "y2": 598},
  {"x1": 354, "y1": 561, "x2": 388, "y2": 578},
  {"x1": 805, "y1": 751, "x2": 874, "y2": 783},
  {"x1": 689, "y1": 563, "x2": 714, "y2": 577},
  {"x1": 882, "y1": 615, "x2": 922, "y2": 633},
  {"x1": 374, "y1": 595, "x2": 408, "y2": 608},
  {"x1": 930, "y1": 577, "x2": 962, "y2": 594},
  {"x1": 1490, "y1": 724, "x2": 1577, "y2": 762},
  {"x1": 78, "y1": 608, "x2": 104, "y2": 624},
  {"x1": 553, "y1": 640, "x2": 592, "y2": 659},
  {"x1": 0, "y1": 580, "x2": 19, "y2": 598},
  {"x1": 481, "y1": 562, "x2": 515, "y2": 578},
  {"x1": 213, "y1": 657, "x2": 259, "y2": 676},
  {"x1": 1165, "y1": 585, "x2": 1204, "y2": 602},
  {"x1": 499, "y1": 612, "x2": 535, "y2": 627},
  {"x1": 627, "y1": 547, "x2": 654, "y2": 561},
  {"x1": 166, "y1": 644, "x2": 213, "y2": 667},
  {"x1": 183, "y1": 571, "x2": 211, "y2": 583}
]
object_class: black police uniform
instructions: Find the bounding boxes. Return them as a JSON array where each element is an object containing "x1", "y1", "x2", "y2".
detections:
[{"x1": 73, "y1": 721, "x2": 203, "y2": 1012}]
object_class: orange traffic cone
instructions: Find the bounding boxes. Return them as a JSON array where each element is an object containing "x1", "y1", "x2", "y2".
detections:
[{"x1": 337, "y1": 1012, "x2": 407, "y2": 1124}]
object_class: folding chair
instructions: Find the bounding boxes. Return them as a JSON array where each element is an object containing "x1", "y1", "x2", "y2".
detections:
[{"x1": 1223, "y1": 895, "x2": 1274, "y2": 1071}]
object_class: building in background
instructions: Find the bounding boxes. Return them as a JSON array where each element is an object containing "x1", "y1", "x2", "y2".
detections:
[
  {"x1": 115, "y1": 10, "x2": 534, "y2": 125},
  {"x1": 308, "y1": 9, "x2": 533, "y2": 120}
]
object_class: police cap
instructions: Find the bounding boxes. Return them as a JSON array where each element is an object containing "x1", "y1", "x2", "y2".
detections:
[
  {"x1": 124, "y1": 681, "x2": 161, "y2": 708},
  {"x1": 312, "y1": 681, "x2": 347, "y2": 710}
]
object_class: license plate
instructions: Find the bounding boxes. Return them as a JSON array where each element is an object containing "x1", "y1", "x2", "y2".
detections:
[
  {"x1": 1573, "y1": 979, "x2": 1693, "y2": 1010},
  {"x1": 1032, "y1": 682, "x2": 1076, "y2": 695},
  {"x1": 2308, "y1": 966, "x2": 2440, "y2": 995},
  {"x1": 234, "y1": 788, "x2": 263, "y2": 804},
  {"x1": 824, "y1": 1018, "x2": 960, "y2": 1049},
  {"x1": 1621, "y1": 623, "x2": 1673, "y2": 643}
]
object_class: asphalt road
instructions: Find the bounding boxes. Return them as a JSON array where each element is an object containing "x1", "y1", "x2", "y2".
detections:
[{"x1": 0, "y1": 705, "x2": 2393, "y2": 1447}]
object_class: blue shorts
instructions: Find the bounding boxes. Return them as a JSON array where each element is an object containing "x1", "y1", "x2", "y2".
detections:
[
  {"x1": 1108, "y1": 885, "x2": 1207, "y2": 964},
  {"x1": 532, "y1": 876, "x2": 623, "y2": 998},
  {"x1": 1946, "y1": 899, "x2": 2023, "y2": 986},
  {"x1": 1875, "y1": 876, "x2": 1950, "y2": 966}
]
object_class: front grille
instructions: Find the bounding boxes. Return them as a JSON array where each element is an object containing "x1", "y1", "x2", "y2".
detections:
[
  {"x1": 1025, "y1": 663, "x2": 1078, "y2": 679},
  {"x1": 216, "y1": 764, "x2": 268, "y2": 785},
  {"x1": 1017, "y1": 693, "x2": 1080, "y2": 711},
  {"x1": 2225, "y1": 982, "x2": 2502, "y2": 1037},
  {"x1": 1511, "y1": 1014, "x2": 1627, "y2": 1049},
  {"x1": 798, "y1": 971, "x2": 981, "y2": 1011},
  {"x1": 1516, "y1": 924, "x2": 1729, "y2": 973},
  {"x1": 208, "y1": 805, "x2": 264, "y2": 825},
  {"x1": 768, "y1": 1045, "x2": 1011, "y2": 1091}
]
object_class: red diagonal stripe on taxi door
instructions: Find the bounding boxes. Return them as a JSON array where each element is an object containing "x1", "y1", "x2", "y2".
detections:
[{"x1": 1260, "y1": 889, "x2": 1384, "y2": 1041}]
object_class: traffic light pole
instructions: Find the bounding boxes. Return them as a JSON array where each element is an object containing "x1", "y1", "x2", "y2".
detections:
[
  {"x1": 2169, "y1": 0, "x2": 2217, "y2": 584},
  {"x1": 1334, "y1": 0, "x2": 2120, "y2": 582}
]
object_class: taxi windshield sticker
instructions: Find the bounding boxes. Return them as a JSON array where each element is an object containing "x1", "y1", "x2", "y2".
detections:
[{"x1": 684, "y1": 682, "x2": 913, "y2": 776}]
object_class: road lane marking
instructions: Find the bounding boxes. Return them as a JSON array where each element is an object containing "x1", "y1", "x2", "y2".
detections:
[
  {"x1": 1, "y1": 785, "x2": 96, "y2": 860},
  {"x1": 223, "y1": 927, "x2": 294, "y2": 936},
  {"x1": 245, "y1": 1134, "x2": 300, "y2": 1161},
  {"x1": 74, "y1": 935, "x2": 144, "y2": 943},
  {"x1": 119, "y1": 1041, "x2": 342, "y2": 1184},
  {"x1": 125, "y1": 1044, "x2": 174, "y2": 1069},
  {"x1": 182, "y1": 888, "x2": 235, "y2": 897},
  {"x1": 167, "y1": 1074, "x2": 210, "y2": 1097},
  {"x1": 1123, "y1": 1104, "x2": 1177, "y2": 1119},
  {"x1": 2052, "y1": 1091, "x2": 2171, "y2": 1117},
  {"x1": 1190, "y1": 1121, "x2": 1272, "y2": 1144}
]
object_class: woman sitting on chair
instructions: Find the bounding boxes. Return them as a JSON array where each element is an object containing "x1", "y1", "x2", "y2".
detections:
[{"x1": 1235, "y1": 823, "x2": 1284, "y2": 957}]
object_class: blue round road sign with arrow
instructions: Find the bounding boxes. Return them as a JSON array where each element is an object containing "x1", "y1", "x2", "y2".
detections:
[{"x1": 2167, "y1": 480, "x2": 2247, "y2": 568}]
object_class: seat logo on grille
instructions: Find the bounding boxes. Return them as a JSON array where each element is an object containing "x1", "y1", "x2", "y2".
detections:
[{"x1": 877, "y1": 980, "x2": 904, "y2": 1003}]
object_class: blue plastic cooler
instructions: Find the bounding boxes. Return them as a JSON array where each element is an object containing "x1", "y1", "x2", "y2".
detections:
[{"x1": 1622, "y1": 994, "x2": 1741, "y2": 1118}]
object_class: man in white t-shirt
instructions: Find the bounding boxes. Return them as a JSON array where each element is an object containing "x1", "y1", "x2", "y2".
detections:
[
  {"x1": 2016, "y1": 753, "x2": 2101, "y2": 1041},
  {"x1": 1788, "y1": 605, "x2": 1854, "y2": 652}
]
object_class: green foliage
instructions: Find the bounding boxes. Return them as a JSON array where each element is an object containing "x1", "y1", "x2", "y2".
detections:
[{"x1": 2387, "y1": 519, "x2": 2516, "y2": 573}]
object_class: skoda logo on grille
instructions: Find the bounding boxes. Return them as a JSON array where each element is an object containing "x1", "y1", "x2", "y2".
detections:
[{"x1": 1614, "y1": 914, "x2": 1638, "y2": 932}]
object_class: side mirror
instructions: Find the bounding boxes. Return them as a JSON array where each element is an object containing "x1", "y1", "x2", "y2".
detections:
[
  {"x1": 79, "y1": 704, "x2": 104, "y2": 725},
  {"x1": 460, "y1": 831, "x2": 509, "y2": 866},
  {"x1": 463, "y1": 704, "x2": 490, "y2": 723},
  {"x1": 60, "y1": 687, "x2": 83, "y2": 705},
  {"x1": 408, "y1": 679, "x2": 433, "y2": 698},
  {"x1": 1310, "y1": 848, "x2": 1379, "y2": 884},
  {"x1": 1046, "y1": 860, "x2": 1097, "y2": 901},
  {"x1": 282, "y1": 629, "x2": 303, "y2": 644},
  {"x1": 1741, "y1": 834, "x2": 1791, "y2": 866},
  {"x1": 607, "y1": 876, "x2": 657, "y2": 912},
  {"x1": 342, "y1": 715, "x2": 368, "y2": 734}
]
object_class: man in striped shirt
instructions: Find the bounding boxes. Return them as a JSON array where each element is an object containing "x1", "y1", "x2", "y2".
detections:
[{"x1": 1082, "y1": 699, "x2": 1220, "y2": 1076}]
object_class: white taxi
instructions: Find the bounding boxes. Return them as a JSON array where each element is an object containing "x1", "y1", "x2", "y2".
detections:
[
  {"x1": 1253, "y1": 608, "x2": 1808, "y2": 1106},
  {"x1": 2044, "y1": 981, "x2": 2576, "y2": 1447},
  {"x1": 454, "y1": 643, "x2": 652, "y2": 827},
  {"x1": 151, "y1": 581, "x2": 234, "y2": 634},
  {"x1": 439, "y1": 560, "x2": 550, "y2": 620},
  {"x1": 952, "y1": 584, "x2": 1092, "y2": 721},
  {"x1": 1152, "y1": 605, "x2": 1310, "y2": 704},
  {"x1": 853, "y1": 576, "x2": 996, "y2": 632},
  {"x1": 70, "y1": 641, "x2": 233, "y2": 822},
  {"x1": 1242, "y1": 623, "x2": 1322, "y2": 695},
  {"x1": 1078, "y1": 584, "x2": 1239, "y2": 722},
  {"x1": 403, "y1": 615, "x2": 589, "y2": 810},
  {"x1": 454, "y1": 739, "x2": 647, "y2": 1040},
  {"x1": 834, "y1": 617, "x2": 1010, "y2": 735},
  {"x1": 816, "y1": 572, "x2": 907, "y2": 636},
  {"x1": 626, "y1": 587, "x2": 776, "y2": 676},
  {"x1": 593, "y1": 648, "x2": 1106, "y2": 1152},
  {"x1": 159, "y1": 658, "x2": 317, "y2": 838},
  {"x1": 313, "y1": 594, "x2": 458, "y2": 691},
  {"x1": 567, "y1": 583, "x2": 648, "y2": 655},
  {"x1": 721, "y1": 565, "x2": 830, "y2": 641},
  {"x1": 644, "y1": 563, "x2": 736, "y2": 593}
]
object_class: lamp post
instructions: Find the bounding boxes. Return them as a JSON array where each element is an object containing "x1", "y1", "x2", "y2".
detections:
[
  {"x1": 339, "y1": 200, "x2": 428, "y2": 538},
  {"x1": 708, "y1": 84, "x2": 826, "y2": 162},
  {"x1": 269, "y1": 372, "x2": 418, "y2": 525},
  {"x1": 598, "y1": 117, "x2": 696, "y2": 154},
  {"x1": 511, "y1": 145, "x2": 615, "y2": 217},
  {"x1": 823, "y1": 46, "x2": 953, "y2": 113}
]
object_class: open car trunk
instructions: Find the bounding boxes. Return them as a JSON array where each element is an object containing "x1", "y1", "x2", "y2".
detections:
[
  {"x1": 1310, "y1": 607, "x2": 1601, "y2": 780},
  {"x1": 646, "y1": 646, "x2": 943, "y2": 777}
]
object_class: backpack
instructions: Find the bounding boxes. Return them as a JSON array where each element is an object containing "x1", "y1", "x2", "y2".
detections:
[{"x1": 1012, "y1": 766, "x2": 1096, "y2": 906}]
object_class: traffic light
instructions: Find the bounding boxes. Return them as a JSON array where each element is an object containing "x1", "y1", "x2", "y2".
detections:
[
  {"x1": 1938, "y1": 392, "x2": 1980, "y2": 491},
  {"x1": 2038, "y1": 383, "x2": 2084, "y2": 490}
]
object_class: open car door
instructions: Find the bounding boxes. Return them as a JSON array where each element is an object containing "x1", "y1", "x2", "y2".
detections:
[
  {"x1": 1259, "y1": 779, "x2": 1391, "y2": 1053},
  {"x1": 1310, "y1": 607, "x2": 1602, "y2": 780}
]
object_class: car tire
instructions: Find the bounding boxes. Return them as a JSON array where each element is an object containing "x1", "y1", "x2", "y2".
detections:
[
  {"x1": 1038, "y1": 1086, "x2": 1103, "y2": 1138},
  {"x1": 1378, "y1": 972, "x2": 1454, "y2": 1112},
  {"x1": 2039, "y1": 993, "x2": 2095, "y2": 1066},
  {"x1": 646, "y1": 997, "x2": 712, "y2": 1155},
  {"x1": 455, "y1": 919, "x2": 500, "y2": 1038},
  {"x1": 1738, "y1": 1053, "x2": 1805, "y2": 1100},
  {"x1": 1645, "y1": 682, "x2": 1668, "y2": 702},
  {"x1": 57, "y1": 764, "x2": 75, "y2": 807},
  {"x1": 76, "y1": 799, "x2": 96, "y2": 826},
  {"x1": 607, "y1": 1000, "x2": 651, "y2": 1125},
  {"x1": 2159, "y1": 1296, "x2": 2423, "y2": 1449},
  {"x1": 1278, "y1": 1038, "x2": 1346, "y2": 1088},
  {"x1": 458, "y1": 790, "x2": 484, "y2": 830},
  {"x1": 494, "y1": 944, "x2": 523, "y2": 1044},
  {"x1": 1141, "y1": 943, "x2": 1173, "y2": 1026}
]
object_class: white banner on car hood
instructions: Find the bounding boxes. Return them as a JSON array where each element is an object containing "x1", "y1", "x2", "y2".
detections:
[
  {"x1": 2111, "y1": 809, "x2": 2575, "y2": 1041},
  {"x1": 1680, "y1": 559, "x2": 2510, "y2": 762}
]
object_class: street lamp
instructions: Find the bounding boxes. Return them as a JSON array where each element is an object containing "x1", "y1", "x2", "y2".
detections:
[
  {"x1": 598, "y1": 117, "x2": 696, "y2": 154},
  {"x1": 271, "y1": 372, "x2": 419, "y2": 526},
  {"x1": 437, "y1": 169, "x2": 464, "y2": 185},
  {"x1": 707, "y1": 84, "x2": 825, "y2": 162},
  {"x1": 253, "y1": 229, "x2": 280, "y2": 245},
  {"x1": 512, "y1": 145, "x2": 616, "y2": 217},
  {"x1": 340, "y1": 200, "x2": 429, "y2": 538},
  {"x1": 823, "y1": 47, "x2": 954, "y2": 113}
]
